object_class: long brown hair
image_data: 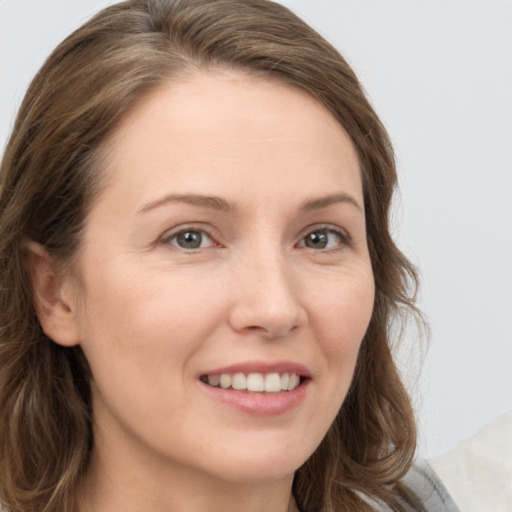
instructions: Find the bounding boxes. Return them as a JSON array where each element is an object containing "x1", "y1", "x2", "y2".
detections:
[{"x1": 0, "y1": 1, "x2": 422, "y2": 510}]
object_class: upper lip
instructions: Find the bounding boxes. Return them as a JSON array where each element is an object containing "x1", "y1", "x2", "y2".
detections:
[{"x1": 199, "y1": 361, "x2": 311, "y2": 378}]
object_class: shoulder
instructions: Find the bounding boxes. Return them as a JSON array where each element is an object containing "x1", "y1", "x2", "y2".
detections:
[
  {"x1": 401, "y1": 458, "x2": 460, "y2": 512},
  {"x1": 360, "y1": 459, "x2": 460, "y2": 511}
]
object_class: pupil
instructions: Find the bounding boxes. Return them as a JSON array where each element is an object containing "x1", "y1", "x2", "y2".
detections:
[
  {"x1": 306, "y1": 231, "x2": 327, "y2": 249},
  {"x1": 178, "y1": 231, "x2": 202, "y2": 249}
]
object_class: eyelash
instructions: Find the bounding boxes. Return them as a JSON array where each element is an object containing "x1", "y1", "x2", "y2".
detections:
[
  {"x1": 297, "y1": 226, "x2": 352, "y2": 252},
  {"x1": 160, "y1": 225, "x2": 352, "y2": 252}
]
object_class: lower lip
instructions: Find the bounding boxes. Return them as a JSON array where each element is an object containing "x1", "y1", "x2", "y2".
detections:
[{"x1": 199, "y1": 381, "x2": 308, "y2": 416}]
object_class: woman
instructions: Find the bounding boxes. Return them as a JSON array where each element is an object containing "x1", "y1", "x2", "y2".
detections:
[{"x1": 0, "y1": 1, "x2": 458, "y2": 511}]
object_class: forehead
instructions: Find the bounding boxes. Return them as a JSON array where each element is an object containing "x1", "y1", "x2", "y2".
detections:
[{"x1": 97, "y1": 69, "x2": 362, "y2": 211}]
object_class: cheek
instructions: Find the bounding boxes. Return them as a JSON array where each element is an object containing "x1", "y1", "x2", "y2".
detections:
[
  {"x1": 76, "y1": 265, "x2": 224, "y2": 373},
  {"x1": 311, "y1": 269, "x2": 375, "y2": 392},
  {"x1": 74, "y1": 268, "x2": 225, "y2": 440},
  {"x1": 313, "y1": 268, "x2": 374, "y2": 346}
]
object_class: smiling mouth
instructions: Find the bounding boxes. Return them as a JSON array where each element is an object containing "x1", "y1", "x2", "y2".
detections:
[{"x1": 199, "y1": 372, "x2": 306, "y2": 393}]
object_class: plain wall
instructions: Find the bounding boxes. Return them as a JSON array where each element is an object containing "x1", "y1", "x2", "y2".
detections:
[{"x1": 1, "y1": 0, "x2": 511, "y2": 459}]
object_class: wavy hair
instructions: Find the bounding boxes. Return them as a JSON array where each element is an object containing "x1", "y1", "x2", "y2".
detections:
[{"x1": 0, "y1": 1, "x2": 422, "y2": 510}]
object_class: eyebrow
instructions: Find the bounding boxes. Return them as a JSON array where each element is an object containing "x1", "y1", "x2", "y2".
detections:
[
  {"x1": 138, "y1": 194, "x2": 235, "y2": 214},
  {"x1": 300, "y1": 193, "x2": 363, "y2": 213},
  {"x1": 138, "y1": 191, "x2": 363, "y2": 215}
]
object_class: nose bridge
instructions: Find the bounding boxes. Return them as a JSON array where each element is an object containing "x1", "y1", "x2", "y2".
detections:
[{"x1": 229, "y1": 239, "x2": 306, "y2": 337}]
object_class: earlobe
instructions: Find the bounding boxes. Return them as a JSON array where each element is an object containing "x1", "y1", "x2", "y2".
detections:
[{"x1": 22, "y1": 239, "x2": 81, "y2": 347}]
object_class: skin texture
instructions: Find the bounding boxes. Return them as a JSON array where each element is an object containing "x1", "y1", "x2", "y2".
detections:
[{"x1": 29, "y1": 70, "x2": 375, "y2": 512}]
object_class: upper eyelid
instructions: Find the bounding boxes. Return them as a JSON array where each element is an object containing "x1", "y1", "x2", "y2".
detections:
[
  {"x1": 160, "y1": 225, "x2": 219, "y2": 245},
  {"x1": 298, "y1": 223, "x2": 352, "y2": 242}
]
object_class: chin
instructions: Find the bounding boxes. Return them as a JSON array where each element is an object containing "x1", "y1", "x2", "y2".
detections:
[
  {"x1": 193, "y1": 433, "x2": 317, "y2": 484},
  {"x1": 207, "y1": 459, "x2": 298, "y2": 485}
]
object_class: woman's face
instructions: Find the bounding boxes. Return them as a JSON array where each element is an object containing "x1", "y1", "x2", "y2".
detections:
[{"x1": 65, "y1": 70, "x2": 375, "y2": 484}]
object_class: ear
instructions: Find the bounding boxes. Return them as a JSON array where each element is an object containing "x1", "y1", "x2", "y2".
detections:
[{"x1": 23, "y1": 240, "x2": 81, "y2": 347}]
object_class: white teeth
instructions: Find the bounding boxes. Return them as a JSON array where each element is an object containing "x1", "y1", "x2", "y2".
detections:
[
  {"x1": 288, "y1": 373, "x2": 299, "y2": 391},
  {"x1": 265, "y1": 373, "x2": 281, "y2": 393},
  {"x1": 204, "y1": 371, "x2": 302, "y2": 392},
  {"x1": 231, "y1": 373, "x2": 246, "y2": 390},
  {"x1": 247, "y1": 373, "x2": 265, "y2": 392},
  {"x1": 219, "y1": 374, "x2": 231, "y2": 389}
]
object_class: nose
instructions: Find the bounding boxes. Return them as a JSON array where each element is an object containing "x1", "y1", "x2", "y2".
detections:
[{"x1": 228, "y1": 250, "x2": 307, "y2": 339}]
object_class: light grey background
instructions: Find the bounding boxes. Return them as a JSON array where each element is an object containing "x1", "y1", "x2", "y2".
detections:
[{"x1": 1, "y1": 0, "x2": 511, "y2": 458}]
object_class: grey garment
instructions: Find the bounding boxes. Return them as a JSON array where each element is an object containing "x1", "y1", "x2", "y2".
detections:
[
  {"x1": 364, "y1": 459, "x2": 461, "y2": 511},
  {"x1": 400, "y1": 459, "x2": 461, "y2": 512}
]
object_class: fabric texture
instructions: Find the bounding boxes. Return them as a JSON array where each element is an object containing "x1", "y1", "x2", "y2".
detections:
[
  {"x1": 401, "y1": 458, "x2": 461, "y2": 511},
  {"x1": 429, "y1": 411, "x2": 512, "y2": 512},
  {"x1": 360, "y1": 458, "x2": 460, "y2": 511}
]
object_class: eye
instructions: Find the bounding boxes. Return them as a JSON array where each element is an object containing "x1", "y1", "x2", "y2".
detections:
[
  {"x1": 167, "y1": 229, "x2": 215, "y2": 250},
  {"x1": 299, "y1": 228, "x2": 348, "y2": 250}
]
